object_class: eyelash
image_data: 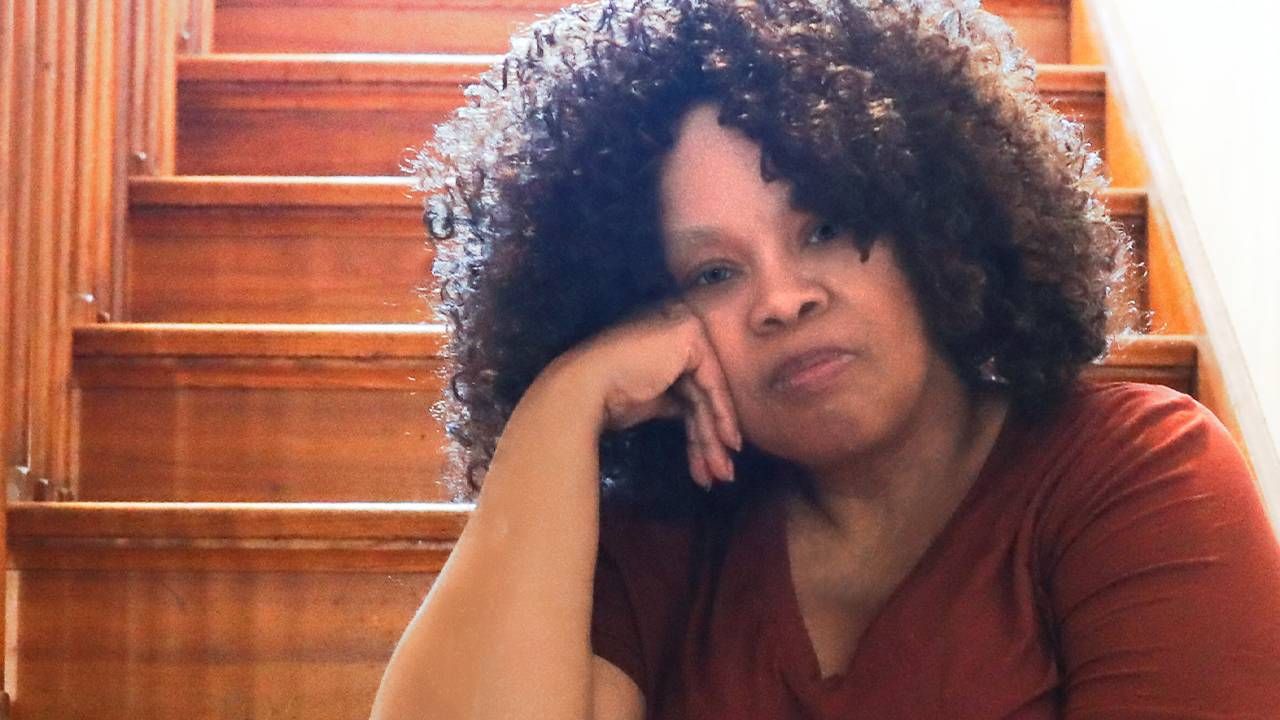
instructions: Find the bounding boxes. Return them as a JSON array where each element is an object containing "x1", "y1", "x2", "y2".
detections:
[{"x1": 685, "y1": 221, "x2": 847, "y2": 288}]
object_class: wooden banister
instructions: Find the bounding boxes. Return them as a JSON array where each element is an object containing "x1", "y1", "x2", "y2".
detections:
[
  {"x1": 177, "y1": 0, "x2": 216, "y2": 54},
  {"x1": 3, "y1": 0, "x2": 181, "y2": 707}
]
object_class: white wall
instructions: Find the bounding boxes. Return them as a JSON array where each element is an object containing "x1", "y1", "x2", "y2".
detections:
[{"x1": 1101, "y1": 1, "x2": 1280, "y2": 522}]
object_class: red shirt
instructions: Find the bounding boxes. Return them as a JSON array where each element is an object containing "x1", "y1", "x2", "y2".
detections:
[{"x1": 591, "y1": 381, "x2": 1280, "y2": 718}]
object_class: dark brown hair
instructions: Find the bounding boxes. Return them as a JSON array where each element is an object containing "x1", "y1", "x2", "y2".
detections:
[{"x1": 412, "y1": 0, "x2": 1132, "y2": 515}]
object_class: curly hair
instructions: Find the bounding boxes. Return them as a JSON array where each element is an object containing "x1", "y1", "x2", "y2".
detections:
[{"x1": 412, "y1": 0, "x2": 1133, "y2": 515}]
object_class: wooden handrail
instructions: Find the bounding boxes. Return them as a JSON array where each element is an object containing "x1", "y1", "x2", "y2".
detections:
[{"x1": 1, "y1": 0, "x2": 170, "y2": 709}]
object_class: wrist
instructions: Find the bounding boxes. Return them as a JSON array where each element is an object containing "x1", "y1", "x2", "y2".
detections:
[{"x1": 532, "y1": 352, "x2": 608, "y2": 427}]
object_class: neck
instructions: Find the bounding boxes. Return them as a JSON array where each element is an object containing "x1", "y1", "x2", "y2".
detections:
[{"x1": 783, "y1": 367, "x2": 1010, "y2": 542}]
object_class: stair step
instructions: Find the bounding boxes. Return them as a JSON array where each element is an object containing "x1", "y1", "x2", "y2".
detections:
[
  {"x1": 8, "y1": 500, "x2": 466, "y2": 570},
  {"x1": 176, "y1": 55, "x2": 1103, "y2": 176},
  {"x1": 70, "y1": 326, "x2": 1191, "y2": 503},
  {"x1": 127, "y1": 176, "x2": 431, "y2": 323},
  {"x1": 73, "y1": 324, "x2": 449, "y2": 503},
  {"x1": 176, "y1": 53, "x2": 495, "y2": 175},
  {"x1": 212, "y1": 0, "x2": 1070, "y2": 62},
  {"x1": 7, "y1": 500, "x2": 453, "y2": 720},
  {"x1": 126, "y1": 179, "x2": 1140, "y2": 325}
]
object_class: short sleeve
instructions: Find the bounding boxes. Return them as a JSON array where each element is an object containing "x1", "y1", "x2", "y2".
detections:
[
  {"x1": 591, "y1": 516, "x2": 648, "y2": 696},
  {"x1": 1040, "y1": 386, "x2": 1280, "y2": 717}
]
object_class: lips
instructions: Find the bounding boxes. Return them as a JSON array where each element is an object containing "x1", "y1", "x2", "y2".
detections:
[{"x1": 768, "y1": 346, "x2": 855, "y2": 391}]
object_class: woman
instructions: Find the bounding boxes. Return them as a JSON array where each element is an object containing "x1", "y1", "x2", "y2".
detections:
[{"x1": 371, "y1": 0, "x2": 1280, "y2": 718}]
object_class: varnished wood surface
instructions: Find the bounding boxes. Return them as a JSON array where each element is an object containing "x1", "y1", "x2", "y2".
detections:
[
  {"x1": 176, "y1": 54, "x2": 491, "y2": 175},
  {"x1": 209, "y1": 0, "x2": 1070, "y2": 61},
  {"x1": 71, "y1": 325, "x2": 450, "y2": 501},
  {"x1": 8, "y1": 500, "x2": 471, "y2": 540},
  {"x1": 130, "y1": 174, "x2": 415, "y2": 205},
  {"x1": 127, "y1": 177, "x2": 433, "y2": 323},
  {"x1": 7, "y1": 567, "x2": 437, "y2": 719},
  {"x1": 3, "y1": 0, "x2": 155, "y2": 709},
  {"x1": 3, "y1": 0, "x2": 125, "y2": 503},
  {"x1": 75, "y1": 384, "x2": 449, "y2": 501},
  {"x1": 66, "y1": 331, "x2": 1192, "y2": 502},
  {"x1": 127, "y1": 0, "x2": 178, "y2": 175},
  {"x1": 175, "y1": 56, "x2": 1103, "y2": 176},
  {"x1": 122, "y1": 181, "x2": 1139, "y2": 326},
  {"x1": 74, "y1": 321, "x2": 446, "y2": 358},
  {"x1": 124, "y1": 179, "x2": 1141, "y2": 325},
  {"x1": 177, "y1": 0, "x2": 216, "y2": 54}
]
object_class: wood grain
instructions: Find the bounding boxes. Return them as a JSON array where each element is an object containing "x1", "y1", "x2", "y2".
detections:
[
  {"x1": 126, "y1": 177, "x2": 435, "y2": 323},
  {"x1": 123, "y1": 178, "x2": 1142, "y2": 325},
  {"x1": 1, "y1": 0, "x2": 19, "y2": 707},
  {"x1": 7, "y1": 566, "x2": 437, "y2": 719},
  {"x1": 209, "y1": 0, "x2": 1069, "y2": 61},
  {"x1": 175, "y1": 55, "x2": 1102, "y2": 176},
  {"x1": 176, "y1": 54, "x2": 488, "y2": 175},
  {"x1": 71, "y1": 324, "x2": 451, "y2": 502},
  {"x1": 68, "y1": 329, "x2": 1192, "y2": 502}
]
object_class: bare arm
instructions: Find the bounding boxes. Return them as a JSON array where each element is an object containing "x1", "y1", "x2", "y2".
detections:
[{"x1": 369, "y1": 302, "x2": 739, "y2": 720}]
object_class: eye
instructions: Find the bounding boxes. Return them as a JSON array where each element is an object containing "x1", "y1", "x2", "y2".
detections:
[
  {"x1": 807, "y1": 220, "x2": 846, "y2": 245},
  {"x1": 690, "y1": 265, "x2": 735, "y2": 287}
]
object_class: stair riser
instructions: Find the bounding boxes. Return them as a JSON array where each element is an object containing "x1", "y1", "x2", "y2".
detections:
[
  {"x1": 9, "y1": 564, "x2": 433, "y2": 719},
  {"x1": 127, "y1": 205, "x2": 436, "y2": 323},
  {"x1": 176, "y1": 69, "x2": 1102, "y2": 177},
  {"x1": 177, "y1": 81, "x2": 461, "y2": 175},
  {"x1": 126, "y1": 188, "x2": 1140, "y2": 325},
  {"x1": 212, "y1": 0, "x2": 1070, "y2": 62},
  {"x1": 73, "y1": 359, "x2": 1184, "y2": 503},
  {"x1": 76, "y1": 383, "x2": 449, "y2": 503}
]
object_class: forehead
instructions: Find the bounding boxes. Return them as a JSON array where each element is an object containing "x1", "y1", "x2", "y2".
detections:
[{"x1": 658, "y1": 104, "x2": 797, "y2": 244}]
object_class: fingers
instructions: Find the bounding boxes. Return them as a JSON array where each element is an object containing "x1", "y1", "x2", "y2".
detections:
[
  {"x1": 677, "y1": 376, "x2": 735, "y2": 488},
  {"x1": 686, "y1": 329, "x2": 742, "y2": 453},
  {"x1": 684, "y1": 415, "x2": 713, "y2": 490}
]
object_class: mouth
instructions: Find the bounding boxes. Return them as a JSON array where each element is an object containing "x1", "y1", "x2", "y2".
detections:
[{"x1": 768, "y1": 346, "x2": 856, "y2": 393}]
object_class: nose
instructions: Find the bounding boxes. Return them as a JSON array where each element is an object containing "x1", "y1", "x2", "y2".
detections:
[{"x1": 748, "y1": 265, "x2": 829, "y2": 333}]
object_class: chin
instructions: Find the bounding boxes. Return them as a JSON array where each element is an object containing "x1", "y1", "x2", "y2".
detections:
[{"x1": 750, "y1": 424, "x2": 872, "y2": 472}]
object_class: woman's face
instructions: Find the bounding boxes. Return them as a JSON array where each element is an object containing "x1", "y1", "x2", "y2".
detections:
[{"x1": 658, "y1": 104, "x2": 956, "y2": 475}]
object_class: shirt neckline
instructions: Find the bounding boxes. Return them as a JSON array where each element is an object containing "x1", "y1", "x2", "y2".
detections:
[{"x1": 760, "y1": 405, "x2": 1026, "y2": 694}]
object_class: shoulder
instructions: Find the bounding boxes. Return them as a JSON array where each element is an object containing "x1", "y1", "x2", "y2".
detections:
[
  {"x1": 1031, "y1": 386, "x2": 1280, "y2": 713},
  {"x1": 1031, "y1": 379, "x2": 1237, "y2": 475},
  {"x1": 1028, "y1": 380, "x2": 1262, "y2": 571},
  {"x1": 1056, "y1": 378, "x2": 1214, "y2": 434}
]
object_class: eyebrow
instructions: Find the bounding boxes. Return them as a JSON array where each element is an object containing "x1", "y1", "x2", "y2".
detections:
[{"x1": 665, "y1": 227, "x2": 725, "y2": 252}]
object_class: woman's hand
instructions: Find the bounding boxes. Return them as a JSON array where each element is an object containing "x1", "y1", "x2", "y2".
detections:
[{"x1": 534, "y1": 300, "x2": 742, "y2": 490}]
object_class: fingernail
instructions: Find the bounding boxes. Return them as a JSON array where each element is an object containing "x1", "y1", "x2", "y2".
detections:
[
  {"x1": 720, "y1": 453, "x2": 735, "y2": 482},
  {"x1": 733, "y1": 428, "x2": 743, "y2": 452}
]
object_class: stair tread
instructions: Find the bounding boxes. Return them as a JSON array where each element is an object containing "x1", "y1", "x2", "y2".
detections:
[
  {"x1": 129, "y1": 176, "x2": 1141, "y2": 209},
  {"x1": 178, "y1": 54, "x2": 1101, "y2": 89},
  {"x1": 74, "y1": 322, "x2": 446, "y2": 358},
  {"x1": 129, "y1": 175, "x2": 416, "y2": 206},
  {"x1": 8, "y1": 500, "x2": 469, "y2": 540},
  {"x1": 74, "y1": 324, "x2": 1183, "y2": 361},
  {"x1": 218, "y1": 0, "x2": 566, "y2": 10},
  {"x1": 178, "y1": 52, "x2": 502, "y2": 84}
]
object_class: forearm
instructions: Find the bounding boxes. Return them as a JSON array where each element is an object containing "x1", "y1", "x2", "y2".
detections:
[{"x1": 370, "y1": 373, "x2": 605, "y2": 720}]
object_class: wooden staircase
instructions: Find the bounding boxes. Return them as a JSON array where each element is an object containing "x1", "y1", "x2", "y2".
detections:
[{"x1": 2, "y1": 1, "x2": 1207, "y2": 717}]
